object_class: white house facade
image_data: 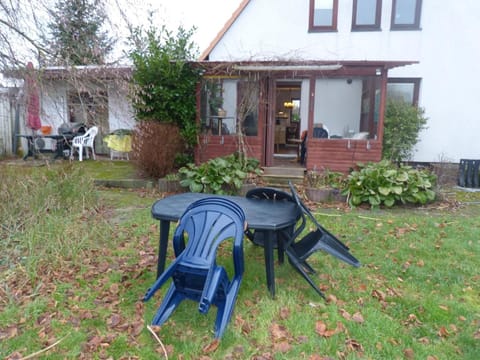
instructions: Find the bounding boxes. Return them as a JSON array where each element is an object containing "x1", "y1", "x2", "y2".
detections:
[{"x1": 201, "y1": 0, "x2": 480, "y2": 163}]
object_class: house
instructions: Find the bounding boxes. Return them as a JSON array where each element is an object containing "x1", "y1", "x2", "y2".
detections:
[
  {"x1": 4, "y1": 65, "x2": 135, "y2": 156},
  {"x1": 195, "y1": 0, "x2": 480, "y2": 170}
]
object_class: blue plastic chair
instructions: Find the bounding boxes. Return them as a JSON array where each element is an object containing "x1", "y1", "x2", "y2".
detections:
[
  {"x1": 143, "y1": 197, "x2": 246, "y2": 338},
  {"x1": 244, "y1": 187, "x2": 306, "y2": 265},
  {"x1": 286, "y1": 182, "x2": 361, "y2": 298}
]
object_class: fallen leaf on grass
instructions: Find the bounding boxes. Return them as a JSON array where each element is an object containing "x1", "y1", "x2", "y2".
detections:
[
  {"x1": 345, "y1": 338, "x2": 364, "y2": 353},
  {"x1": 0, "y1": 325, "x2": 19, "y2": 340},
  {"x1": 270, "y1": 323, "x2": 290, "y2": 341},
  {"x1": 106, "y1": 313, "x2": 122, "y2": 328},
  {"x1": 279, "y1": 307, "x2": 290, "y2": 320},
  {"x1": 403, "y1": 348, "x2": 415, "y2": 359},
  {"x1": 352, "y1": 312, "x2": 364, "y2": 323},
  {"x1": 438, "y1": 326, "x2": 450, "y2": 338},
  {"x1": 315, "y1": 321, "x2": 345, "y2": 337},
  {"x1": 202, "y1": 339, "x2": 220, "y2": 353},
  {"x1": 273, "y1": 341, "x2": 292, "y2": 353},
  {"x1": 403, "y1": 313, "x2": 422, "y2": 327},
  {"x1": 371, "y1": 289, "x2": 386, "y2": 301},
  {"x1": 339, "y1": 309, "x2": 351, "y2": 320}
]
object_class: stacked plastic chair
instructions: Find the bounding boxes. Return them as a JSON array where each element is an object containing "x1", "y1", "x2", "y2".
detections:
[{"x1": 143, "y1": 197, "x2": 246, "y2": 338}]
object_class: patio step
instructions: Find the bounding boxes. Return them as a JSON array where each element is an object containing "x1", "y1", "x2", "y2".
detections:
[{"x1": 260, "y1": 166, "x2": 305, "y2": 187}]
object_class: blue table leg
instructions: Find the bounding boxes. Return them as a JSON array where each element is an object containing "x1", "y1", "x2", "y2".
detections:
[
  {"x1": 157, "y1": 219, "x2": 171, "y2": 278},
  {"x1": 263, "y1": 229, "x2": 276, "y2": 298}
]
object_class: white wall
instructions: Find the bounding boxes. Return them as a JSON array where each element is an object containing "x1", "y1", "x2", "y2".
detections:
[
  {"x1": 314, "y1": 78, "x2": 362, "y2": 137},
  {"x1": 39, "y1": 80, "x2": 135, "y2": 133},
  {"x1": 209, "y1": 0, "x2": 480, "y2": 162},
  {"x1": 390, "y1": 0, "x2": 480, "y2": 162},
  {"x1": 107, "y1": 84, "x2": 135, "y2": 131},
  {"x1": 41, "y1": 81, "x2": 68, "y2": 130}
]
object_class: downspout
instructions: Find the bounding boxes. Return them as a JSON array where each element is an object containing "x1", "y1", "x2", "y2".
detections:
[
  {"x1": 376, "y1": 67, "x2": 388, "y2": 144},
  {"x1": 305, "y1": 76, "x2": 316, "y2": 169},
  {"x1": 264, "y1": 76, "x2": 275, "y2": 167}
]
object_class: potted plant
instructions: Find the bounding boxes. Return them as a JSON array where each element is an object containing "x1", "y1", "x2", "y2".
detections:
[
  {"x1": 158, "y1": 173, "x2": 184, "y2": 193},
  {"x1": 304, "y1": 167, "x2": 347, "y2": 203}
]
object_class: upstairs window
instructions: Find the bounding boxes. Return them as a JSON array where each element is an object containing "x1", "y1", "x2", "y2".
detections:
[
  {"x1": 352, "y1": 0, "x2": 382, "y2": 31},
  {"x1": 391, "y1": 0, "x2": 422, "y2": 30},
  {"x1": 309, "y1": 0, "x2": 338, "y2": 32}
]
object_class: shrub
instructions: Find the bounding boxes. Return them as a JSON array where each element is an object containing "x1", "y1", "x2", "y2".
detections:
[
  {"x1": 128, "y1": 23, "x2": 201, "y2": 172},
  {"x1": 383, "y1": 99, "x2": 428, "y2": 161},
  {"x1": 178, "y1": 154, "x2": 261, "y2": 195},
  {"x1": 132, "y1": 121, "x2": 184, "y2": 178},
  {"x1": 343, "y1": 160, "x2": 437, "y2": 208},
  {"x1": 305, "y1": 167, "x2": 346, "y2": 189}
]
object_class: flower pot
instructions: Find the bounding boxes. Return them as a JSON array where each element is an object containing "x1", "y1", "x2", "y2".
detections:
[
  {"x1": 306, "y1": 187, "x2": 346, "y2": 203},
  {"x1": 306, "y1": 188, "x2": 333, "y2": 202},
  {"x1": 158, "y1": 178, "x2": 184, "y2": 193}
]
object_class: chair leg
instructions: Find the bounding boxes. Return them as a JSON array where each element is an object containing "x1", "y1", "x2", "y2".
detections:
[
  {"x1": 151, "y1": 284, "x2": 185, "y2": 326},
  {"x1": 91, "y1": 146, "x2": 96, "y2": 160},
  {"x1": 214, "y1": 279, "x2": 241, "y2": 338},
  {"x1": 78, "y1": 145, "x2": 83, "y2": 161},
  {"x1": 285, "y1": 248, "x2": 326, "y2": 299}
]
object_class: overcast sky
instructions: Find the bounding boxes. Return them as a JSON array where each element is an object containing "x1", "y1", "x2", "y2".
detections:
[{"x1": 110, "y1": 0, "x2": 243, "y2": 58}]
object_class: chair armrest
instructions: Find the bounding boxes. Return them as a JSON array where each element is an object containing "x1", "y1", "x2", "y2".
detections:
[{"x1": 143, "y1": 260, "x2": 180, "y2": 301}]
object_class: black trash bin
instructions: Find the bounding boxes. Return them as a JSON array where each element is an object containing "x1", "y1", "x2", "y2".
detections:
[{"x1": 458, "y1": 159, "x2": 480, "y2": 188}]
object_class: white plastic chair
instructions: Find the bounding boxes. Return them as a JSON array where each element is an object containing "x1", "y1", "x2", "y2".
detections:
[{"x1": 70, "y1": 126, "x2": 98, "y2": 161}]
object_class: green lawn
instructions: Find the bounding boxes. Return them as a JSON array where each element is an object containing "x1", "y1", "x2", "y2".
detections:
[{"x1": 1, "y1": 160, "x2": 479, "y2": 359}]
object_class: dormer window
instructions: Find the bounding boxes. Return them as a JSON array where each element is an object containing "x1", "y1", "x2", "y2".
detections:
[
  {"x1": 309, "y1": 0, "x2": 338, "y2": 32},
  {"x1": 391, "y1": 0, "x2": 422, "y2": 30},
  {"x1": 352, "y1": 0, "x2": 382, "y2": 31}
]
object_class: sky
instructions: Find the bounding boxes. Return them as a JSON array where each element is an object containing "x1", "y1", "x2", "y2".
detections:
[{"x1": 109, "y1": 0, "x2": 244, "y2": 59}]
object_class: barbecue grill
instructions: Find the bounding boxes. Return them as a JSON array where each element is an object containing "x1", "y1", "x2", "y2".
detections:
[{"x1": 58, "y1": 122, "x2": 86, "y2": 135}]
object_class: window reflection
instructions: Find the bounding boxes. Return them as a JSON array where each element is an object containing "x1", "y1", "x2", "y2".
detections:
[
  {"x1": 391, "y1": 0, "x2": 422, "y2": 29},
  {"x1": 312, "y1": 77, "x2": 380, "y2": 140},
  {"x1": 199, "y1": 78, "x2": 259, "y2": 136},
  {"x1": 310, "y1": 0, "x2": 338, "y2": 31}
]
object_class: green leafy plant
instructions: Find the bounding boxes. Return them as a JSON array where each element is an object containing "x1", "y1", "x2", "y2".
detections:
[
  {"x1": 178, "y1": 154, "x2": 261, "y2": 194},
  {"x1": 383, "y1": 99, "x2": 428, "y2": 161},
  {"x1": 128, "y1": 22, "x2": 201, "y2": 170},
  {"x1": 343, "y1": 160, "x2": 437, "y2": 208}
]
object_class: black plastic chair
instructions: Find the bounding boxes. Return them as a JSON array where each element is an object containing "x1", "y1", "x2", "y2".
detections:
[
  {"x1": 143, "y1": 197, "x2": 246, "y2": 338},
  {"x1": 285, "y1": 182, "x2": 361, "y2": 298},
  {"x1": 244, "y1": 187, "x2": 306, "y2": 264}
]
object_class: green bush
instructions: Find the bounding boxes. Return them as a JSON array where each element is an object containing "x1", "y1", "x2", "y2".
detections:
[
  {"x1": 128, "y1": 23, "x2": 200, "y2": 168},
  {"x1": 178, "y1": 154, "x2": 261, "y2": 194},
  {"x1": 343, "y1": 160, "x2": 436, "y2": 208},
  {"x1": 383, "y1": 99, "x2": 428, "y2": 161}
]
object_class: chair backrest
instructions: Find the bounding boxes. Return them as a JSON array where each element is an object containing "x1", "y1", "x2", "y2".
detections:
[
  {"x1": 313, "y1": 127, "x2": 329, "y2": 138},
  {"x1": 173, "y1": 197, "x2": 246, "y2": 277},
  {"x1": 246, "y1": 187, "x2": 293, "y2": 201},
  {"x1": 288, "y1": 181, "x2": 350, "y2": 251},
  {"x1": 351, "y1": 131, "x2": 369, "y2": 140},
  {"x1": 72, "y1": 126, "x2": 98, "y2": 147},
  {"x1": 83, "y1": 126, "x2": 98, "y2": 146},
  {"x1": 246, "y1": 187, "x2": 305, "y2": 241}
]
